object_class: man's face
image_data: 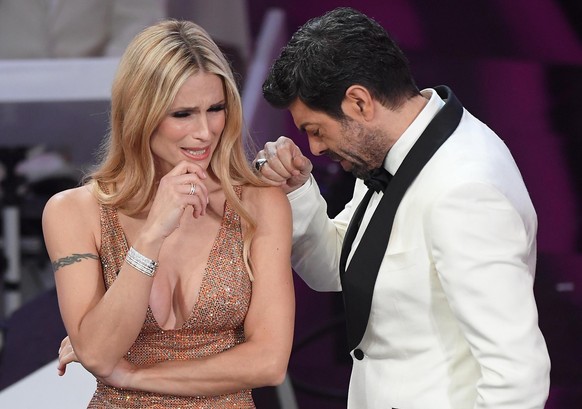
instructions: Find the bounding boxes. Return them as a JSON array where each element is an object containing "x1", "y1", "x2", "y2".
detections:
[{"x1": 289, "y1": 98, "x2": 387, "y2": 179}]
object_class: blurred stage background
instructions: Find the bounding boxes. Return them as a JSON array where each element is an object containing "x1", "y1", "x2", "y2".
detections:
[{"x1": 1, "y1": 0, "x2": 581, "y2": 408}]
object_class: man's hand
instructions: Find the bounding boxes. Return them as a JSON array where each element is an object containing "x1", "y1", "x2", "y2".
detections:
[{"x1": 253, "y1": 136, "x2": 313, "y2": 194}]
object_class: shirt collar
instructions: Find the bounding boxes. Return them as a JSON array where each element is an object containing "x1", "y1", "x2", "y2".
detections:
[{"x1": 384, "y1": 88, "x2": 445, "y2": 175}]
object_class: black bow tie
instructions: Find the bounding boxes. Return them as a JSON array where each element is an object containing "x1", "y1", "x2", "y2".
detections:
[{"x1": 363, "y1": 168, "x2": 392, "y2": 193}]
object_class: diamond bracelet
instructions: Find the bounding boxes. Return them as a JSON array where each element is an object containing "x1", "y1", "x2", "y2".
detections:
[{"x1": 125, "y1": 246, "x2": 158, "y2": 277}]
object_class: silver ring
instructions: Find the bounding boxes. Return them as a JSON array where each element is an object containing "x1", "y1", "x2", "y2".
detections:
[
  {"x1": 254, "y1": 158, "x2": 268, "y2": 172},
  {"x1": 189, "y1": 183, "x2": 197, "y2": 195}
]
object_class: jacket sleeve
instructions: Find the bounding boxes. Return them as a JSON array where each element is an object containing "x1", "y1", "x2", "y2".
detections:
[
  {"x1": 428, "y1": 181, "x2": 550, "y2": 409},
  {"x1": 287, "y1": 175, "x2": 357, "y2": 292}
]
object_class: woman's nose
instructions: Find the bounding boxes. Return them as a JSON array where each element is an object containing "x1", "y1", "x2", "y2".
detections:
[{"x1": 191, "y1": 115, "x2": 211, "y2": 140}]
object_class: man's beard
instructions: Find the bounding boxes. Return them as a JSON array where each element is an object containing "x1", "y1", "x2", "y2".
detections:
[
  {"x1": 330, "y1": 121, "x2": 388, "y2": 180},
  {"x1": 351, "y1": 164, "x2": 373, "y2": 180}
]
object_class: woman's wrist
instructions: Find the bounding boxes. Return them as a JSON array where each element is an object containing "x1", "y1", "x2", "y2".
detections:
[
  {"x1": 130, "y1": 231, "x2": 164, "y2": 260},
  {"x1": 123, "y1": 362, "x2": 140, "y2": 391},
  {"x1": 96, "y1": 358, "x2": 140, "y2": 391},
  {"x1": 124, "y1": 231, "x2": 163, "y2": 278},
  {"x1": 125, "y1": 247, "x2": 158, "y2": 277},
  {"x1": 124, "y1": 362, "x2": 156, "y2": 393}
]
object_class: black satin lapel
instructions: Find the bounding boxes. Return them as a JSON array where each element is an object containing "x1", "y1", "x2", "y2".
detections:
[
  {"x1": 340, "y1": 189, "x2": 374, "y2": 277},
  {"x1": 341, "y1": 85, "x2": 464, "y2": 350}
]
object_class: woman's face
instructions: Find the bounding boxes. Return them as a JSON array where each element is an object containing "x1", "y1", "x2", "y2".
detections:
[{"x1": 151, "y1": 71, "x2": 226, "y2": 175}]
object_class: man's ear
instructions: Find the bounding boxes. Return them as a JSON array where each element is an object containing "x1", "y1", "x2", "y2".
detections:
[{"x1": 341, "y1": 85, "x2": 375, "y2": 121}]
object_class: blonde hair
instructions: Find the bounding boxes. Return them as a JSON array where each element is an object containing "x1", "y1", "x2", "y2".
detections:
[{"x1": 89, "y1": 19, "x2": 264, "y2": 278}]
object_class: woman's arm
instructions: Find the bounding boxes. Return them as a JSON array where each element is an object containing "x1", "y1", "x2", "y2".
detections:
[
  {"x1": 102, "y1": 185, "x2": 295, "y2": 396},
  {"x1": 43, "y1": 185, "x2": 156, "y2": 378},
  {"x1": 43, "y1": 162, "x2": 209, "y2": 378}
]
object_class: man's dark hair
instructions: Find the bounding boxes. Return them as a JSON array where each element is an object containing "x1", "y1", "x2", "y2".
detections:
[{"x1": 262, "y1": 7, "x2": 420, "y2": 119}]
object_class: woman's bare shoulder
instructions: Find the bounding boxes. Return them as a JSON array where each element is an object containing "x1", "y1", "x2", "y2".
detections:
[
  {"x1": 241, "y1": 185, "x2": 290, "y2": 218},
  {"x1": 43, "y1": 184, "x2": 98, "y2": 217},
  {"x1": 242, "y1": 184, "x2": 288, "y2": 204}
]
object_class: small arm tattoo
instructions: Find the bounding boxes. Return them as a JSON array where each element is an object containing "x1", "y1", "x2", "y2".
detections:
[{"x1": 52, "y1": 253, "x2": 99, "y2": 272}]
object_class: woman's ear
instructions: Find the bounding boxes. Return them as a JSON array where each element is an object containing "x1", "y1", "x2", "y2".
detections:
[{"x1": 341, "y1": 85, "x2": 375, "y2": 121}]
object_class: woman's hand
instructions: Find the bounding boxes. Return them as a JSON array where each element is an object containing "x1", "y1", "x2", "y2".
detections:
[
  {"x1": 58, "y1": 335, "x2": 136, "y2": 389},
  {"x1": 58, "y1": 336, "x2": 78, "y2": 376},
  {"x1": 144, "y1": 161, "x2": 210, "y2": 240}
]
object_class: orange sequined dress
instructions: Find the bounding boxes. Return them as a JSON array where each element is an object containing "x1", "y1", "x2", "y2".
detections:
[{"x1": 90, "y1": 186, "x2": 254, "y2": 408}]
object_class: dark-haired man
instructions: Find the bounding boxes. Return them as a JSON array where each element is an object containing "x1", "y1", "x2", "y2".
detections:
[{"x1": 255, "y1": 7, "x2": 550, "y2": 409}]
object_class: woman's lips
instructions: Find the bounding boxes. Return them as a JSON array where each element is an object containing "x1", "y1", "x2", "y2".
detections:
[{"x1": 182, "y1": 146, "x2": 210, "y2": 160}]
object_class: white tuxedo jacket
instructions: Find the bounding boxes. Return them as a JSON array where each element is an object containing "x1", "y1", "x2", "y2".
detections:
[{"x1": 288, "y1": 88, "x2": 550, "y2": 408}]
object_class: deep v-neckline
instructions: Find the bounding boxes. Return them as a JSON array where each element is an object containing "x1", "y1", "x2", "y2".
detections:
[{"x1": 113, "y1": 200, "x2": 230, "y2": 332}]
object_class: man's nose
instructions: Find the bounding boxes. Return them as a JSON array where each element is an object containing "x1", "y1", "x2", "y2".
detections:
[{"x1": 308, "y1": 136, "x2": 327, "y2": 156}]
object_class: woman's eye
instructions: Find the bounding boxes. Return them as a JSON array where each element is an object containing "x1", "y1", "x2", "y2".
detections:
[
  {"x1": 208, "y1": 104, "x2": 226, "y2": 113},
  {"x1": 172, "y1": 111, "x2": 191, "y2": 118}
]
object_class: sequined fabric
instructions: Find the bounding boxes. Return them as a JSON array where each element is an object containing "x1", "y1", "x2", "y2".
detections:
[{"x1": 91, "y1": 186, "x2": 254, "y2": 408}]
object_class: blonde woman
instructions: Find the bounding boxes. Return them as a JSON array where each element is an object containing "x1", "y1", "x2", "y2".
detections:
[{"x1": 42, "y1": 20, "x2": 294, "y2": 408}]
